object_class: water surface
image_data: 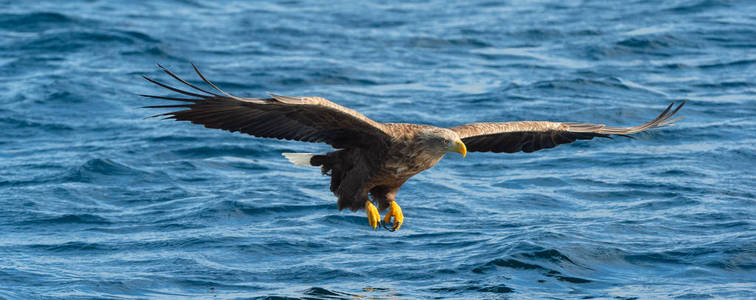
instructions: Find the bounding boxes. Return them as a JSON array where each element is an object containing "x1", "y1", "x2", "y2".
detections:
[{"x1": 1, "y1": 0, "x2": 755, "y2": 298}]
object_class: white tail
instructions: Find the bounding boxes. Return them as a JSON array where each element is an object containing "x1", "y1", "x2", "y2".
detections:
[{"x1": 282, "y1": 153, "x2": 315, "y2": 166}]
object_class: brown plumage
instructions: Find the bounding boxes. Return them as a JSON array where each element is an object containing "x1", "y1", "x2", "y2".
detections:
[{"x1": 142, "y1": 64, "x2": 685, "y2": 231}]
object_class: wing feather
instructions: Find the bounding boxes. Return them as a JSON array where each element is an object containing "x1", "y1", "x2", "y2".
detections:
[
  {"x1": 450, "y1": 102, "x2": 685, "y2": 153},
  {"x1": 142, "y1": 65, "x2": 391, "y2": 149}
]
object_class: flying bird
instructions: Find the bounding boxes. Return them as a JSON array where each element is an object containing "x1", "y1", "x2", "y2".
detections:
[{"x1": 141, "y1": 64, "x2": 685, "y2": 231}]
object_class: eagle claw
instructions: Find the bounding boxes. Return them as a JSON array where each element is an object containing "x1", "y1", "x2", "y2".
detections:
[
  {"x1": 382, "y1": 201, "x2": 403, "y2": 232},
  {"x1": 365, "y1": 200, "x2": 380, "y2": 229}
]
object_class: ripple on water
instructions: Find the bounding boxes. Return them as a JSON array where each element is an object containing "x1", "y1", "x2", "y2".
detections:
[
  {"x1": 18, "y1": 213, "x2": 111, "y2": 226},
  {"x1": 66, "y1": 158, "x2": 156, "y2": 183},
  {"x1": 0, "y1": 12, "x2": 77, "y2": 32}
]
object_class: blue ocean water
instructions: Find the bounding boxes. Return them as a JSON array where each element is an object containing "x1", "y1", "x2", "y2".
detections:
[{"x1": 1, "y1": 0, "x2": 755, "y2": 298}]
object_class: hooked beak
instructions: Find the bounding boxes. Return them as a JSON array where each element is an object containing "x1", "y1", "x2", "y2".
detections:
[{"x1": 451, "y1": 139, "x2": 467, "y2": 158}]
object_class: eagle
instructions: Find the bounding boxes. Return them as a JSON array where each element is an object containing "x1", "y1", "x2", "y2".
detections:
[{"x1": 142, "y1": 64, "x2": 685, "y2": 232}]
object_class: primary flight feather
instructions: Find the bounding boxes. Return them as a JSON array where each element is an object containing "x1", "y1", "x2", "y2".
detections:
[{"x1": 142, "y1": 64, "x2": 685, "y2": 231}]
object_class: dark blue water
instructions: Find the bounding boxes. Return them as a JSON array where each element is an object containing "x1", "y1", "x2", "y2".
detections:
[{"x1": 2, "y1": 0, "x2": 755, "y2": 298}]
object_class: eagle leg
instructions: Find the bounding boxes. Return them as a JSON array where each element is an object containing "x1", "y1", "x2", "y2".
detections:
[
  {"x1": 365, "y1": 200, "x2": 380, "y2": 229},
  {"x1": 381, "y1": 201, "x2": 404, "y2": 232}
]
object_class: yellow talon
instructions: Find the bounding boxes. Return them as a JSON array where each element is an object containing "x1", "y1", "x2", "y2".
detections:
[
  {"x1": 365, "y1": 200, "x2": 380, "y2": 229},
  {"x1": 383, "y1": 201, "x2": 404, "y2": 231}
]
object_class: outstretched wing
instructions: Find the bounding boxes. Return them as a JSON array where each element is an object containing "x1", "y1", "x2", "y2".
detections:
[
  {"x1": 449, "y1": 102, "x2": 685, "y2": 153},
  {"x1": 142, "y1": 64, "x2": 391, "y2": 149}
]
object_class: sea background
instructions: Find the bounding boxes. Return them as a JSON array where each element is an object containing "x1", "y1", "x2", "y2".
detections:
[{"x1": 1, "y1": 0, "x2": 755, "y2": 299}]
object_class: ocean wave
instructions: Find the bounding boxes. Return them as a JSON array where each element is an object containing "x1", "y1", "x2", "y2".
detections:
[
  {"x1": 664, "y1": 0, "x2": 731, "y2": 13},
  {"x1": 0, "y1": 116, "x2": 75, "y2": 132},
  {"x1": 698, "y1": 58, "x2": 756, "y2": 69},
  {"x1": 430, "y1": 283, "x2": 514, "y2": 294},
  {"x1": 26, "y1": 241, "x2": 114, "y2": 252},
  {"x1": 72, "y1": 158, "x2": 151, "y2": 177},
  {"x1": 165, "y1": 145, "x2": 267, "y2": 159},
  {"x1": 302, "y1": 287, "x2": 360, "y2": 298},
  {"x1": 0, "y1": 12, "x2": 77, "y2": 32},
  {"x1": 470, "y1": 251, "x2": 592, "y2": 284},
  {"x1": 18, "y1": 214, "x2": 111, "y2": 225},
  {"x1": 16, "y1": 31, "x2": 136, "y2": 53}
]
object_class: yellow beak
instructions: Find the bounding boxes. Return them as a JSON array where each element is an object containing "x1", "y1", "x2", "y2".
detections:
[{"x1": 452, "y1": 139, "x2": 467, "y2": 158}]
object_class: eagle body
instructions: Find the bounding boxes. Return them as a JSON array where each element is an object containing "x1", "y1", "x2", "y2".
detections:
[
  {"x1": 142, "y1": 64, "x2": 685, "y2": 231},
  {"x1": 311, "y1": 124, "x2": 459, "y2": 212}
]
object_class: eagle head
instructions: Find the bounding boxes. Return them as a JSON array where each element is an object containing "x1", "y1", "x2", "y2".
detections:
[{"x1": 417, "y1": 128, "x2": 467, "y2": 158}]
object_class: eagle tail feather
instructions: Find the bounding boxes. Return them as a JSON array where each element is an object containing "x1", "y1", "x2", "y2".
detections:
[{"x1": 282, "y1": 153, "x2": 315, "y2": 166}]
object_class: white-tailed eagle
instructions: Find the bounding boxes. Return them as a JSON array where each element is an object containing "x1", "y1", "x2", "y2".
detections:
[{"x1": 142, "y1": 64, "x2": 685, "y2": 231}]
